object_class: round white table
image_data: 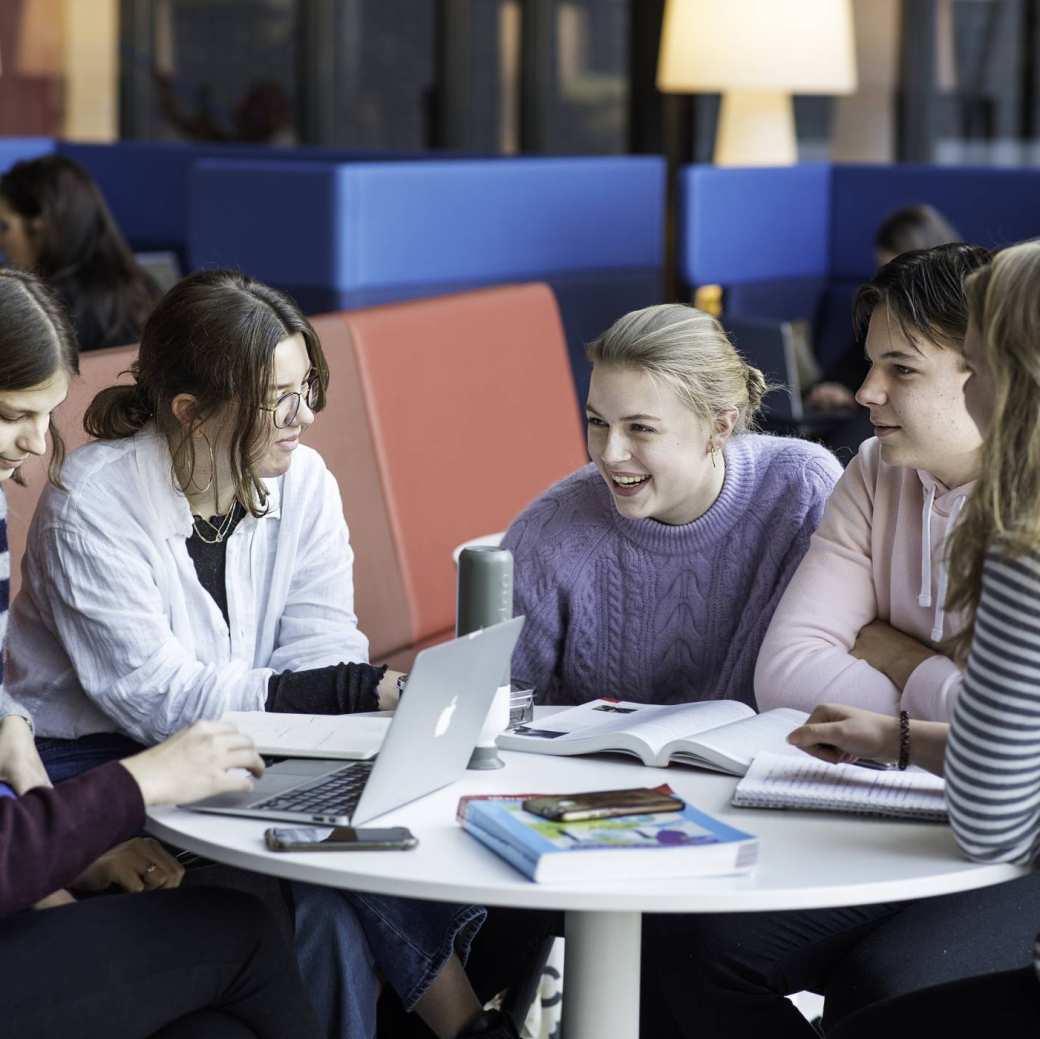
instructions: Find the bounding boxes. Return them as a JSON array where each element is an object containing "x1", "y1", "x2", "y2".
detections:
[{"x1": 147, "y1": 751, "x2": 1028, "y2": 1039}]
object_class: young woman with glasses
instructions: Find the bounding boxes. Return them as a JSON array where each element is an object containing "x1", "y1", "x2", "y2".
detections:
[
  {"x1": 6, "y1": 268, "x2": 515, "y2": 1039},
  {"x1": 0, "y1": 267, "x2": 322, "y2": 1039}
]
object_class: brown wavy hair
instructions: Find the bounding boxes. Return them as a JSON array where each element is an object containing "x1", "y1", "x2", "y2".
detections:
[
  {"x1": 853, "y1": 242, "x2": 992, "y2": 354},
  {"x1": 945, "y1": 241, "x2": 1040, "y2": 664},
  {"x1": 84, "y1": 269, "x2": 328, "y2": 516},
  {"x1": 0, "y1": 269, "x2": 79, "y2": 487}
]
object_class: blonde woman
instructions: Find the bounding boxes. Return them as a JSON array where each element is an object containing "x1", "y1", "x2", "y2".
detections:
[
  {"x1": 502, "y1": 303, "x2": 842, "y2": 707},
  {"x1": 787, "y1": 240, "x2": 1040, "y2": 1032}
]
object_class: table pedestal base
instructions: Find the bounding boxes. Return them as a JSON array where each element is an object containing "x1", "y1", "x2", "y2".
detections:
[{"x1": 563, "y1": 910, "x2": 642, "y2": 1039}]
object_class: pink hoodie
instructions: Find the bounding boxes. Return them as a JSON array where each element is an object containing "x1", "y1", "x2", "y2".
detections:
[{"x1": 754, "y1": 437, "x2": 970, "y2": 722}]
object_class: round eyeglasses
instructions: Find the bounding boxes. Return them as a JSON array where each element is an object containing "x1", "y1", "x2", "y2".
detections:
[{"x1": 261, "y1": 372, "x2": 321, "y2": 429}]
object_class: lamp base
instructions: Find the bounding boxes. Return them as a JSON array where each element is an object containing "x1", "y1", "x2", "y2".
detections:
[
  {"x1": 715, "y1": 90, "x2": 797, "y2": 166},
  {"x1": 466, "y1": 745, "x2": 506, "y2": 770}
]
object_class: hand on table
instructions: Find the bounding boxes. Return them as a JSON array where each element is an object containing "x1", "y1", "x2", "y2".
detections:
[
  {"x1": 806, "y1": 382, "x2": 856, "y2": 412},
  {"x1": 851, "y1": 620, "x2": 938, "y2": 691},
  {"x1": 119, "y1": 720, "x2": 264, "y2": 806},
  {"x1": 787, "y1": 704, "x2": 900, "y2": 764},
  {"x1": 0, "y1": 715, "x2": 51, "y2": 794},
  {"x1": 74, "y1": 837, "x2": 185, "y2": 894}
]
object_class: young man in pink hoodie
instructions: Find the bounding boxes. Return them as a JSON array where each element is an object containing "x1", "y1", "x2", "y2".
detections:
[
  {"x1": 755, "y1": 247, "x2": 984, "y2": 722},
  {"x1": 641, "y1": 244, "x2": 1040, "y2": 1039}
]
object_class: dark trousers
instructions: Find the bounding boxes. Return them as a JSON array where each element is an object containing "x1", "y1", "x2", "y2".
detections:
[
  {"x1": 1, "y1": 886, "x2": 319, "y2": 1039},
  {"x1": 640, "y1": 873, "x2": 1040, "y2": 1038},
  {"x1": 829, "y1": 965, "x2": 1040, "y2": 1036}
]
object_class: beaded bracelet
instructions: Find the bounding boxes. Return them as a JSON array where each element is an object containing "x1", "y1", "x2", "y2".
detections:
[{"x1": 897, "y1": 709, "x2": 911, "y2": 771}]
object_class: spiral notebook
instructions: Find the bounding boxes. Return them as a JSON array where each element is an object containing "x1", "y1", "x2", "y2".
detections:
[{"x1": 732, "y1": 752, "x2": 947, "y2": 822}]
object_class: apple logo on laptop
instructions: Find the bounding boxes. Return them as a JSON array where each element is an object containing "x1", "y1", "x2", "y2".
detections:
[{"x1": 434, "y1": 696, "x2": 459, "y2": 738}]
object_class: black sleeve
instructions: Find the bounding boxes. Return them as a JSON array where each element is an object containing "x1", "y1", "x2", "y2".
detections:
[{"x1": 265, "y1": 663, "x2": 387, "y2": 716}]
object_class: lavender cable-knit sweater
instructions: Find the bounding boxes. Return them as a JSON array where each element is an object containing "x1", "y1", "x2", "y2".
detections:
[{"x1": 503, "y1": 433, "x2": 842, "y2": 707}]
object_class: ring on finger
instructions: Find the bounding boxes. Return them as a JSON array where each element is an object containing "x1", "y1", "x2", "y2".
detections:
[{"x1": 144, "y1": 864, "x2": 158, "y2": 875}]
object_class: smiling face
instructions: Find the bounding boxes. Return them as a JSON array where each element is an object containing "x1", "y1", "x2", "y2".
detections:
[
  {"x1": 585, "y1": 364, "x2": 722, "y2": 525},
  {"x1": 0, "y1": 370, "x2": 70, "y2": 481},
  {"x1": 856, "y1": 305, "x2": 982, "y2": 487}
]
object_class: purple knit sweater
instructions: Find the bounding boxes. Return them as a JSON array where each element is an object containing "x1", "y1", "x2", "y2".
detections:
[{"x1": 503, "y1": 433, "x2": 842, "y2": 708}]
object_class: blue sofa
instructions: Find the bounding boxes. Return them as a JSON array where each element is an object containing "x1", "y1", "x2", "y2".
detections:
[
  {"x1": 188, "y1": 156, "x2": 666, "y2": 403},
  {"x1": 679, "y1": 162, "x2": 1040, "y2": 370}
]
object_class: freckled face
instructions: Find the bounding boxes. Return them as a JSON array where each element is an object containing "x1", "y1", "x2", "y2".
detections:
[{"x1": 856, "y1": 306, "x2": 981, "y2": 486}]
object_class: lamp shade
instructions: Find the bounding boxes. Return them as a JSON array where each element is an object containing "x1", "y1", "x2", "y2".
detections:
[{"x1": 657, "y1": 0, "x2": 857, "y2": 94}]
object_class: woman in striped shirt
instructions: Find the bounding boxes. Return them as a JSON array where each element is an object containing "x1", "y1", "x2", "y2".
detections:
[{"x1": 788, "y1": 239, "x2": 1040, "y2": 1030}]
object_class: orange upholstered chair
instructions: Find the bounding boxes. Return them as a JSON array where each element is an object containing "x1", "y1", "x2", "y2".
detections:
[
  {"x1": 6, "y1": 343, "x2": 137, "y2": 599},
  {"x1": 318, "y1": 282, "x2": 587, "y2": 668}
]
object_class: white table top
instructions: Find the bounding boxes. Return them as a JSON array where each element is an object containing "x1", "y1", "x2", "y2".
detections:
[{"x1": 147, "y1": 749, "x2": 1029, "y2": 914}]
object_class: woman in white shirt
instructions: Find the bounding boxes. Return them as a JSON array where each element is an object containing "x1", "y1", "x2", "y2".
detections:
[{"x1": 8, "y1": 269, "x2": 515, "y2": 1039}]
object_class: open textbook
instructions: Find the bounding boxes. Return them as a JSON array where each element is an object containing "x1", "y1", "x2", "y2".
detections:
[
  {"x1": 223, "y1": 712, "x2": 391, "y2": 760},
  {"x1": 496, "y1": 698, "x2": 808, "y2": 776}
]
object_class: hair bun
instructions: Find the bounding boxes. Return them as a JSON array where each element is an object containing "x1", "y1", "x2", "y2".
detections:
[{"x1": 745, "y1": 365, "x2": 768, "y2": 411}]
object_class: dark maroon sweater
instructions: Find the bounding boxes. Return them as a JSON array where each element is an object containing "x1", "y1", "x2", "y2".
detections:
[{"x1": 0, "y1": 761, "x2": 145, "y2": 915}]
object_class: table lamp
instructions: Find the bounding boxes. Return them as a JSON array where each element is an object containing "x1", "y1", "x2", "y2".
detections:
[{"x1": 657, "y1": 0, "x2": 857, "y2": 166}]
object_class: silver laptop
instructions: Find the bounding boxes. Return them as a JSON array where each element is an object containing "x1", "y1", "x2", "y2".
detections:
[{"x1": 186, "y1": 617, "x2": 523, "y2": 826}]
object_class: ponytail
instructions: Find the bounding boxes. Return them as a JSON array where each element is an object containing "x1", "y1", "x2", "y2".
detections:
[{"x1": 84, "y1": 380, "x2": 153, "y2": 440}]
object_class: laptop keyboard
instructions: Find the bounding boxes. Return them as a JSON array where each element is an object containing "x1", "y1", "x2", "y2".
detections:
[{"x1": 253, "y1": 761, "x2": 374, "y2": 817}]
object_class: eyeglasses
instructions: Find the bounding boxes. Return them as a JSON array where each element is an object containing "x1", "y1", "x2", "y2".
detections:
[{"x1": 261, "y1": 372, "x2": 321, "y2": 429}]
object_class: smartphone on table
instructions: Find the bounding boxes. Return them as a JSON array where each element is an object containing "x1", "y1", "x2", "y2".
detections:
[
  {"x1": 522, "y1": 786, "x2": 683, "y2": 822},
  {"x1": 265, "y1": 826, "x2": 418, "y2": 852}
]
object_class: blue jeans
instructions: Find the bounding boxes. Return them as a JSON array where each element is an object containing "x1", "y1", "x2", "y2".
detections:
[{"x1": 39, "y1": 734, "x2": 486, "y2": 1027}]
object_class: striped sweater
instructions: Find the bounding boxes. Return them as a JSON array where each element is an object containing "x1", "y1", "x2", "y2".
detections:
[{"x1": 945, "y1": 550, "x2": 1040, "y2": 867}]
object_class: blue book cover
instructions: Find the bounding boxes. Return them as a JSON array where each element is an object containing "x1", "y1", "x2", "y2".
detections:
[{"x1": 457, "y1": 788, "x2": 757, "y2": 883}]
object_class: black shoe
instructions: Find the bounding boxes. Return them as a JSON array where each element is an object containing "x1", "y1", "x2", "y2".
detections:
[{"x1": 458, "y1": 1009, "x2": 520, "y2": 1039}]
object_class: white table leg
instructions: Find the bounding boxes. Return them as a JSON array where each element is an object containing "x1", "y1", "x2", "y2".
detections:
[{"x1": 562, "y1": 910, "x2": 642, "y2": 1039}]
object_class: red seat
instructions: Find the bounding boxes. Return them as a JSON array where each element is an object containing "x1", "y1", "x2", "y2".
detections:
[{"x1": 312, "y1": 283, "x2": 587, "y2": 666}]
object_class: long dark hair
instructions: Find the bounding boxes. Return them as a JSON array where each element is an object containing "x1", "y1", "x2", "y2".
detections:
[
  {"x1": 0, "y1": 155, "x2": 161, "y2": 350},
  {"x1": 0, "y1": 269, "x2": 80, "y2": 486},
  {"x1": 853, "y1": 243, "x2": 992, "y2": 353},
  {"x1": 85, "y1": 269, "x2": 329, "y2": 516}
]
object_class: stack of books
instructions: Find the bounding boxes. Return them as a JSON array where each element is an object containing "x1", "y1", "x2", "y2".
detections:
[{"x1": 456, "y1": 786, "x2": 758, "y2": 883}]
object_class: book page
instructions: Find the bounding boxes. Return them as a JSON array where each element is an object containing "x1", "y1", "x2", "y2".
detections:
[
  {"x1": 528, "y1": 699, "x2": 755, "y2": 756},
  {"x1": 224, "y1": 711, "x2": 391, "y2": 759},
  {"x1": 672, "y1": 708, "x2": 808, "y2": 773},
  {"x1": 733, "y1": 752, "x2": 946, "y2": 820}
]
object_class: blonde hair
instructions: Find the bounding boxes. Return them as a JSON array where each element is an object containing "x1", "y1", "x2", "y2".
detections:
[
  {"x1": 946, "y1": 241, "x2": 1040, "y2": 663},
  {"x1": 585, "y1": 304, "x2": 767, "y2": 432}
]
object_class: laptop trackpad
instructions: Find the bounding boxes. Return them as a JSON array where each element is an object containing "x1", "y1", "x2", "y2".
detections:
[{"x1": 190, "y1": 759, "x2": 344, "y2": 809}]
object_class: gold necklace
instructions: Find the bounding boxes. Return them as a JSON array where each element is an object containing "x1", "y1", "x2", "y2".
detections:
[{"x1": 192, "y1": 501, "x2": 239, "y2": 544}]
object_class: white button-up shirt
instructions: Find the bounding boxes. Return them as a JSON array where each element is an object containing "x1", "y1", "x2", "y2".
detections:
[{"x1": 8, "y1": 427, "x2": 369, "y2": 743}]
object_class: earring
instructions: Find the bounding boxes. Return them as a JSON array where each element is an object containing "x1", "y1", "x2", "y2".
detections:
[
  {"x1": 184, "y1": 430, "x2": 215, "y2": 495},
  {"x1": 710, "y1": 444, "x2": 718, "y2": 469}
]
